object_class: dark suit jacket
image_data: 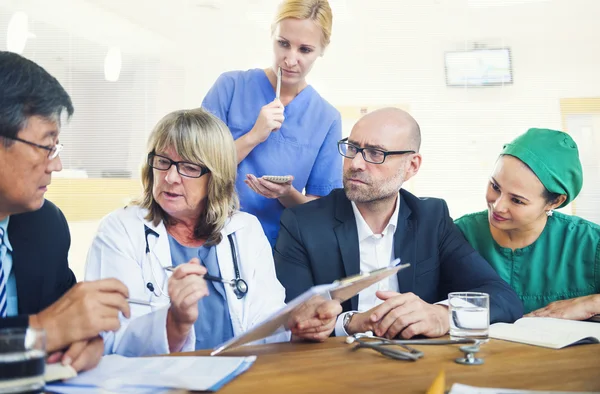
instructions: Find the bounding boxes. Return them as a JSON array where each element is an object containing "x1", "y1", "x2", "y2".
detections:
[
  {"x1": 274, "y1": 189, "x2": 523, "y2": 324},
  {"x1": 0, "y1": 200, "x2": 76, "y2": 329}
]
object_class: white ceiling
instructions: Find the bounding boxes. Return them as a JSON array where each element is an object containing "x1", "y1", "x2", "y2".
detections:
[{"x1": 1, "y1": 0, "x2": 598, "y2": 74}]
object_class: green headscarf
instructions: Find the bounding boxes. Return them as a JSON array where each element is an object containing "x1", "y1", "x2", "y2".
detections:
[{"x1": 501, "y1": 128, "x2": 583, "y2": 208}]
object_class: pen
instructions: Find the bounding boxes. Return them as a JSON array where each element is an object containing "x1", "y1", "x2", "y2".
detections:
[
  {"x1": 127, "y1": 298, "x2": 168, "y2": 307},
  {"x1": 164, "y1": 266, "x2": 232, "y2": 285},
  {"x1": 276, "y1": 66, "x2": 282, "y2": 99}
]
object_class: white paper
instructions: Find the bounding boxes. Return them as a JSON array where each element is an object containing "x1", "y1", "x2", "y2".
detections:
[
  {"x1": 489, "y1": 317, "x2": 600, "y2": 349},
  {"x1": 45, "y1": 363, "x2": 77, "y2": 382},
  {"x1": 450, "y1": 383, "x2": 598, "y2": 394},
  {"x1": 45, "y1": 354, "x2": 256, "y2": 392}
]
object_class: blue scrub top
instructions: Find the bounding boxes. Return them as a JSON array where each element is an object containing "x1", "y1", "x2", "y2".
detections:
[
  {"x1": 202, "y1": 69, "x2": 343, "y2": 245},
  {"x1": 168, "y1": 235, "x2": 234, "y2": 350}
]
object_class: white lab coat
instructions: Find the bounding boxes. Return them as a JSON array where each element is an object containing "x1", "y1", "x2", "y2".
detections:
[{"x1": 85, "y1": 205, "x2": 289, "y2": 356}]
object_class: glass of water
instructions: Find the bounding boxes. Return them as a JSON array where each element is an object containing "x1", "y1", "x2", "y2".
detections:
[
  {"x1": 0, "y1": 328, "x2": 46, "y2": 394},
  {"x1": 448, "y1": 292, "x2": 489, "y2": 341}
]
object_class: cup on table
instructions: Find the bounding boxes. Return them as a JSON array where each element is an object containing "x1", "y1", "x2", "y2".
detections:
[
  {"x1": 448, "y1": 292, "x2": 489, "y2": 341},
  {"x1": 0, "y1": 328, "x2": 46, "y2": 394}
]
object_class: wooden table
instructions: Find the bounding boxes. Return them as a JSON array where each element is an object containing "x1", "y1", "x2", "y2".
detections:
[{"x1": 184, "y1": 338, "x2": 600, "y2": 393}]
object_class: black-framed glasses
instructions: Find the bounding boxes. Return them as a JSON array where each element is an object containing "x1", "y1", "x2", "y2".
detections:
[
  {"x1": 1, "y1": 135, "x2": 63, "y2": 160},
  {"x1": 337, "y1": 138, "x2": 415, "y2": 164},
  {"x1": 148, "y1": 152, "x2": 210, "y2": 178}
]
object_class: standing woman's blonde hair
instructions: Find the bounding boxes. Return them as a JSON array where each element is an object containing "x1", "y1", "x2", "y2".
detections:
[
  {"x1": 272, "y1": 0, "x2": 333, "y2": 48},
  {"x1": 137, "y1": 108, "x2": 239, "y2": 245}
]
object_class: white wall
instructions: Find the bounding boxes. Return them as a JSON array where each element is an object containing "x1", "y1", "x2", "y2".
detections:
[
  {"x1": 1, "y1": 0, "x2": 599, "y2": 221},
  {"x1": 302, "y1": 0, "x2": 600, "y2": 217}
]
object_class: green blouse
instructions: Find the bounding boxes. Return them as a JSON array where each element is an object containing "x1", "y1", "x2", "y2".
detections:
[{"x1": 455, "y1": 211, "x2": 600, "y2": 314}]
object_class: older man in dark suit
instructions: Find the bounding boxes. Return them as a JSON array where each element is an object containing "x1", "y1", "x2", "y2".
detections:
[
  {"x1": 275, "y1": 108, "x2": 523, "y2": 339},
  {"x1": 0, "y1": 51, "x2": 130, "y2": 371}
]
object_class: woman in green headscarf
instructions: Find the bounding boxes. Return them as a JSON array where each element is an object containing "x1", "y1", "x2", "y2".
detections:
[{"x1": 455, "y1": 128, "x2": 600, "y2": 319}]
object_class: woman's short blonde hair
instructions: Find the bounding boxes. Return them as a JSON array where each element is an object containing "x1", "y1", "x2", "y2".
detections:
[
  {"x1": 137, "y1": 108, "x2": 239, "y2": 245},
  {"x1": 271, "y1": 0, "x2": 333, "y2": 48}
]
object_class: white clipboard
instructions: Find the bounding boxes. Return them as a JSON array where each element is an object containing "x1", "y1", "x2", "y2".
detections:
[{"x1": 211, "y1": 259, "x2": 409, "y2": 355}]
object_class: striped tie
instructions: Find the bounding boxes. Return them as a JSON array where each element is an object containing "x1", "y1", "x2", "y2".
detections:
[{"x1": 0, "y1": 228, "x2": 7, "y2": 317}]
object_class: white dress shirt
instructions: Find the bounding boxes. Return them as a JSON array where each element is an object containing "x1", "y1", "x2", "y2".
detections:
[{"x1": 334, "y1": 195, "x2": 400, "y2": 336}]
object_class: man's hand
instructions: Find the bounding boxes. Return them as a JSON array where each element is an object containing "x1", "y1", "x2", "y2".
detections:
[
  {"x1": 347, "y1": 291, "x2": 448, "y2": 339},
  {"x1": 288, "y1": 296, "x2": 342, "y2": 342},
  {"x1": 29, "y1": 278, "x2": 130, "y2": 352},
  {"x1": 526, "y1": 294, "x2": 600, "y2": 321},
  {"x1": 47, "y1": 336, "x2": 104, "y2": 372},
  {"x1": 372, "y1": 291, "x2": 449, "y2": 339}
]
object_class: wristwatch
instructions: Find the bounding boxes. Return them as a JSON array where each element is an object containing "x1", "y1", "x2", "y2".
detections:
[{"x1": 343, "y1": 311, "x2": 357, "y2": 333}]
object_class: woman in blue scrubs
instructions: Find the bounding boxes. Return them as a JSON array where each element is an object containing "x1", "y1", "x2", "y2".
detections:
[{"x1": 202, "y1": 0, "x2": 342, "y2": 246}]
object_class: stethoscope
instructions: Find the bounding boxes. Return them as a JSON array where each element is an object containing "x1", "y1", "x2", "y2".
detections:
[
  {"x1": 346, "y1": 331, "x2": 485, "y2": 365},
  {"x1": 143, "y1": 225, "x2": 249, "y2": 300}
]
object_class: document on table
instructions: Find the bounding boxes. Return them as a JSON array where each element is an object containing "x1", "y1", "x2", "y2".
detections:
[
  {"x1": 45, "y1": 354, "x2": 256, "y2": 393},
  {"x1": 449, "y1": 383, "x2": 598, "y2": 394}
]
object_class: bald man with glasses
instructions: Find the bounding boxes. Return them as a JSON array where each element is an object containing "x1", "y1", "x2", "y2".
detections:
[{"x1": 275, "y1": 108, "x2": 523, "y2": 340}]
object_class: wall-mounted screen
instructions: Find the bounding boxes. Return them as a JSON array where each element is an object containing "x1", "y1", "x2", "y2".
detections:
[{"x1": 445, "y1": 48, "x2": 513, "y2": 86}]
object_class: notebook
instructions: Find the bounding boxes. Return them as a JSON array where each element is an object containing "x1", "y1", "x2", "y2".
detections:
[{"x1": 489, "y1": 317, "x2": 600, "y2": 349}]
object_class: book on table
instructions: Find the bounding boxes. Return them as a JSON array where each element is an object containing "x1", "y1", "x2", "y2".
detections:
[{"x1": 489, "y1": 317, "x2": 600, "y2": 349}]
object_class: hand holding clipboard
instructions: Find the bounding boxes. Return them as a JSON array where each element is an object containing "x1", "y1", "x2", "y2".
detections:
[{"x1": 211, "y1": 259, "x2": 409, "y2": 355}]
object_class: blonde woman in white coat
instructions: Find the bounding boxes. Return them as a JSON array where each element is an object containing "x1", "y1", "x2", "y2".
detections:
[{"x1": 85, "y1": 108, "x2": 341, "y2": 356}]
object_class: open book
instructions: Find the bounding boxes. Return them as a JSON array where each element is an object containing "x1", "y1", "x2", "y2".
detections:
[
  {"x1": 489, "y1": 317, "x2": 600, "y2": 349},
  {"x1": 211, "y1": 259, "x2": 410, "y2": 355}
]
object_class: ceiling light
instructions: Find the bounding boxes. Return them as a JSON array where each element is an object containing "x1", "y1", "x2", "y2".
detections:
[
  {"x1": 7, "y1": 11, "x2": 29, "y2": 54},
  {"x1": 104, "y1": 47, "x2": 122, "y2": 82}
]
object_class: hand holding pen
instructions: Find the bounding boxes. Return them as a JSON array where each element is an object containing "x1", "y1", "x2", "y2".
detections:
[
  {"x1": 128, "y1": 262, "x2": 239, "y2": 307},
  {"x1": 165, "y1": 266, "x2": 222, "y2": 283},
  {"x1": 249, "y1": 67, "x2": 284, "y2": 144}
]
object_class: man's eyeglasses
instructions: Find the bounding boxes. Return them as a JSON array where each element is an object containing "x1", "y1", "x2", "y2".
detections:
[
  {"x1": 148, "y1": 153, "x2": 210, "y2": 178},
  {"x1": 1, "y1": 135, "x2": 63, "y2": 160},
  {"x1": 337, "y1": 138, "x2": 415, "y2": 164}
]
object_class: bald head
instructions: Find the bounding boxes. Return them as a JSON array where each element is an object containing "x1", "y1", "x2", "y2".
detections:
[
  {"x1": 343, "y1": 107, "x2": 423, "y2": 206},
  {"x1": 356, "y1": 107, "x2": 421, "y2": 152}
]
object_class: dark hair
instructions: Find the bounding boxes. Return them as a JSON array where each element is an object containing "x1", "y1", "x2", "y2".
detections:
[
  {"x1": 543, "y1": 189, "x2": 562, "y2": 205},
  {"x1": 0, "y1": 51, "x2": 73, "y2": 146}
]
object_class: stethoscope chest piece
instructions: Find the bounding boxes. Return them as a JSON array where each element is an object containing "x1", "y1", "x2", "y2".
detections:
[
  {"x1": 233, "y1": 278, "x2": 249, "y2": 299},
  {"x1": 455, "y1": 344, "x2": 484, "y2": 365}
]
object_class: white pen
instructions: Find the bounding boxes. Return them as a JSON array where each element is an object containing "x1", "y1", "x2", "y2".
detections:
[
  {"x1": 127, "y1": 298, "x2": 169, "y2": 307},
  {"x1": 276, "y1": 66, "x2": 282, "y2": 99}
]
